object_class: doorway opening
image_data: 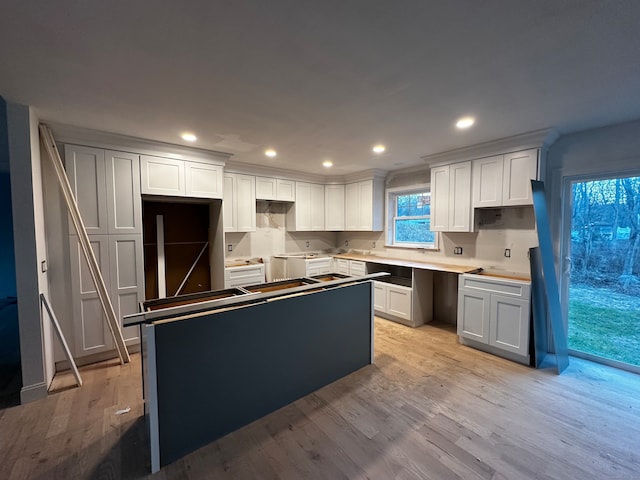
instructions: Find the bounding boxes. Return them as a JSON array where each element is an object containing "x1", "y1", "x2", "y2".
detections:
[{"x1": 566, "y1": 174, "x2": 640, "y2": 371}]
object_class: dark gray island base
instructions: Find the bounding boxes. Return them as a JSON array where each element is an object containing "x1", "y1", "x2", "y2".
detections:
[{"x1": 125, "y1": 275, "x2": 380, "y2": 472}]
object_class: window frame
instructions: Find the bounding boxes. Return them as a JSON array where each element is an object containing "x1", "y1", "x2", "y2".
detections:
[{"x1": 385, "y1": 183, "x2": 438, "y2": 250}]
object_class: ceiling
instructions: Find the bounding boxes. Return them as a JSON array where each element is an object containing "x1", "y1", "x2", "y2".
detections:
[{"x1": 2, "y1": 1, "x2": 640, "y2": 175}]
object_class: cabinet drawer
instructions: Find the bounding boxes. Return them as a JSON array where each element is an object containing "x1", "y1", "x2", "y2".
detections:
[
  {"x1": 349, "y1": 260, "x2": 366, "y2": 276},
  {"x1": 459, "y1": 274, "x2": 530, "y2": 299},
  {"x1": 335, "y1": 258, "x2": 349, "y2": 275}
]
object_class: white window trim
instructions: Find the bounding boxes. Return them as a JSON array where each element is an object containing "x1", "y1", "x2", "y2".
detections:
[{"x1": 385, "y1": 183, "x2": 439, "y2": 250}]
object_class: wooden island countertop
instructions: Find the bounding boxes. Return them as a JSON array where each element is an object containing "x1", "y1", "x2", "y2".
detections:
[{"x1": 333, "y1": 253, "x2": 482, "y2": 274}]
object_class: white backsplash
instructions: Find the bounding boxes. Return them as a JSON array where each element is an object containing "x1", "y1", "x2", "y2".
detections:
[{"x1": 226, "y1": 202, "x2": 537, "y2": 275}]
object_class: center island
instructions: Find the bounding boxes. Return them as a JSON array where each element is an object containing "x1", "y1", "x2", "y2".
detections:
[{"x1": 124, "y1": 273, "x2": 386, "y2": 472}]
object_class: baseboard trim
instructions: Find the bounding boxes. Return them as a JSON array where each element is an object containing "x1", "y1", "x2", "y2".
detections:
[{"x1": 20, "y1": 381, "x2": 48, "y2": 404}]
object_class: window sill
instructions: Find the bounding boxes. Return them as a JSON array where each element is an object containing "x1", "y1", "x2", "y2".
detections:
[{"x1": 384, "y1": 244, "x2": 440, "y2": 252}]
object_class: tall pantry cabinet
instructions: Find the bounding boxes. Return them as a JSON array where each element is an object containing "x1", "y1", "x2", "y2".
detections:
[{"x1": 64, "y1": 145, "x2": 144, "y2": 358}]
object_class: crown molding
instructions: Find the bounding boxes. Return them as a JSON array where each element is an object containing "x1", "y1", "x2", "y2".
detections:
[
  {"x1": 421, "y1": 128, "x2": 559, "y2": 166},
  {"x1": 47, "y1": 122, "x2": 232, "y2": 165},
  {"x1": 224, "y1": 160, "x2": 327, "y2": 183}
]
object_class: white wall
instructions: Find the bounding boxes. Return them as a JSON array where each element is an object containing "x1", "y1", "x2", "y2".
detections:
[{"x1": 7, "y1": 103, "x2": 53, "y2": 402}]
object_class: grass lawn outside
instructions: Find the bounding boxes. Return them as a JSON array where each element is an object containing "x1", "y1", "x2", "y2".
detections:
[{"x1": 568, "y1": 283, "x2": 640, "y2": 367}]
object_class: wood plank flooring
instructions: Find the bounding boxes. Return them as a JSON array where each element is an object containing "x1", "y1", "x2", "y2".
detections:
[{"x1": 1, "y1": 317, "x2": 640, "y2": 479}]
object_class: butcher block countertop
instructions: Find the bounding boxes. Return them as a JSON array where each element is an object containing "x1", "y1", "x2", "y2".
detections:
[{"x1": 333, "y1": 253, "x2": 482, "y2": 274}]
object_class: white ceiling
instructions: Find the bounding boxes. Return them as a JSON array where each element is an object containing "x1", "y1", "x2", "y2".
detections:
[{"x1": 2, "y1": 1, "x2": 640, "y2": 175}]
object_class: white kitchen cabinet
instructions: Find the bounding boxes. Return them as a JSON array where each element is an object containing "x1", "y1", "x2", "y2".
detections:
[
  {"x1": 324, "y1": 184, "x2": 345, "y2": 231},
  {"x1": 224, "y1": 263, "x2": 265, "y2": 288},
  {"x1": 286, "y1": 182, "x2": 325, "y2": 231},
  {"x1": 472, "y1": 155, "x2": 503, "y2": 208},
  {"x1": 430, "y1": 161, "x2": 472, "y2": 232},
  {"x1": 141, "y1": 155, "x2": 223, "y2": 199},
  {"x1": 108, "y1": 235, "x2": 145, "y2": 345},
  {"x1": 457, "y1": 273, "x2": 531, "y2": 363},
  {"x1": 69, "y1": 234, "x2": 144, "y2": 356},
  {"x1": 335, "y1": 258, "x2": 350, "y2": 275},
  {"x1": 373, "y1": 280, "x2": 412, "y2": 323},
  {"x1": 65, "y1": 145, "x2": 108, "y2": 235},
  {"x1": 347, "y1": 260, "x2": 367, "y2": 276},
  {"x1": 185, "y1": 161, "x2": 224, "y2": 199},
  {"x1": 344, "y1": 179, "x2": 384, "y2": 231},
  {"x1": 65, "y1": 145, "x2": 142, "y2": 236},
  {"x1": 255, "y1": 176, "x2": 295, "y2": 202},
  {"x1": 502, "y1": 149, "x2": 538, "y2": 205},
  {"x1": 472, "y1": 149, "x2": 538, "y2": 208},
  {"x1": 223, "y1": 173, "x2": 256, "y2": 232},
  {"x1": 286, "y1": 256, "x2": 333, "y2": 277}
]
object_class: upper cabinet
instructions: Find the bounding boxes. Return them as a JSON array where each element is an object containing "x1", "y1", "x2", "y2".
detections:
[
  {"x1": 65, "y1": 145, "x2": 142, "y2": 235},
  {"x1": 430, "y1": 161, "x2": 472, "y2": 232},
  {"x1": 286, "y1": 182, "x2": 325, "y2": 231},
  {"x1": 324, "y1": 184, "x2": 345, "y2": 231},
  {"x1": 473, "y1": 149, "x2": 538, "y2": 208},
  {"x1": 255, "y1": 176, "x2": 295, "y2": 202},
  {"x1": 344, "y1": 179, "x2": 384, "y2": 231},
  {"x1": 224, "y1": 173, "x2": 256, "y2": 232},
  {"x1": 140, "y1": 155, "x2": 223, "y2": 199}
]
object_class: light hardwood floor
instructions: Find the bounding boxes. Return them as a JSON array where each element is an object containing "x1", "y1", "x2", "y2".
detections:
[{"x1": 1, "y1": 317, "x2": 639, "y2": 479}]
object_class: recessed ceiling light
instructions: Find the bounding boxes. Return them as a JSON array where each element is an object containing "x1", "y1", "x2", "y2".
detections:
[
  {"x1": 372, "y1": 144, "x2": 386, "y2": 154},
  {"x1": 455, "y1": 116, "x2": 475, "y2": 129},
  {"x1": 265, "y1": 149, "x2": 277, "y2": 158},
  {"x1": 323, "y1": 160, "x2": 333, "y2": 168},
  {"x1": 181, "y1": 132, "x2": 197, "y2": 142}
]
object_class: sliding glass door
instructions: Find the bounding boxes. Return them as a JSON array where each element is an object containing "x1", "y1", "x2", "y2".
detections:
[{"x1": 563, "y1": 174, "x2": 640, "y2": 371}]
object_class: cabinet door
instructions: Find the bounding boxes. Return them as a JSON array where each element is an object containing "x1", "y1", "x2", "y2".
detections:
[
  {"x1": 65, "y1": 145, "x2": 108, "y2": 235},
  {"x1": 223, "y1": 174, "x2": 237, "y2": 232},
  {"x1": 236, "y1": 174, "x2": 256, "y2": 232},
  {"x1": 276, "y1": 179, "x2": 295, "y2": 201},
  {"x1": 324, "y1": 184, "x2": 345, "y2": 231},
  {"x1": 349, "y1": 260, "x2": 367, "y2": 277},
  {"x1": 473, "y1": 155, "x2": 503, "y2": 208},
  {"x1": 335, "y1": 258, "x2": 350, "y2": 275},
  {"x1": 109, "y1": 235, "x2": 144, "y2": 345},
  {"x1": 310, "y1": 183, "x2": 325, "y2": 230},
  {"x1": 430, "y1": 165, "x2": 450, "y2": 231},
  {"x1": 448, "y1": 161, "x2": 471, "y2": 232},
  {"x1": 70, "y1": 235, "x2": 113, "y2": 356},
  {"x1": 256, "y1": 176, "x2": 277, "y2": 200},
  {"x1": 105, "y1": 150, "x2": 142, "y2": 235},
  {"x1": 457, "y1": 289, "x2": 490, "y2": 344},
  {"x1": 294, "y1": 182, "x2": 312, "y2": 230},
  {"x1": 185, "y1": 162, "x2": 223, "y2": 199},
  {"x1": 373, "y1": 281, "x2": 386, "y2": 312},
  {"x1": 386, "y1": 284, "x2": 412, "y2": 321},
  {"x1": 345, "y1": 182, "x2": 359, "y2": 230},
  {"x1": 489, "y1": 296, "x2": 529, "y2": 356},
  {"x1": 502, "y1": 149, "x2": 538, "y2": 206},
  {"x1": 140, "y1": 155, "x2": 185, "y2": 196},
  {"x1": 358, "y1": 181, "x2": 374, "y2": 230}
]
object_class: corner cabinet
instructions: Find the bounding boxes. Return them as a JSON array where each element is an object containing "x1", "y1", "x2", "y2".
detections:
[
  {"x1": 472, "y1": 149, "x2": 538, "y2": 208},
  {"x1": 430, "y1": 161, "x2": 472, "y2": 232},
  {"x1": 223, "y1": 173, "x2": 256, "y2": 232},
  {"x1": 140, "y1": 155, "x2": 223, "y2": 199},
  {"x1": 344, "y1": 179, "x2": 384, "y2": 231},
  {"x1": 457, "y1": 273, "x2": 531, "y2": 364},
  {"x1": 286, "y1": 182, "x2": 325, "y2": 231}
]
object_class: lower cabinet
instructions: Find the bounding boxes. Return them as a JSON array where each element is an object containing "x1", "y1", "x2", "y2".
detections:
[
  {"x1": 224, "y1": 264, "x2": 265, "y2": 288},
  {"x1": 373, "y1": 280, "x2": 412, "y2": 324},
  {"x1": 69, "y1": 234, "x2": 144, "y2": 358},
  {"x1": 457, "y1": 273, "x2": 531, "y2": 364}
]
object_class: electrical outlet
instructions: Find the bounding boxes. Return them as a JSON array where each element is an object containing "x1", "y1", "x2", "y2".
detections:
[
  {"x1": 227, "y1": 244, "x2": 233, "y2": 252},
  {"x1": 454, "y1": 246, "x2": 463, "y2": 255},
  {"x1": 372, "y1": 241, "x2": 376, "y2": 248},
  {"x1": 504, "y1": 248, "x2": 511, "y2": 258},
  {"x1": 344, "y1": 240, "x2": 349, "y2": 247},
  {"x1": 305, "y1": 241, "x2": 310, "y2": 248}
]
